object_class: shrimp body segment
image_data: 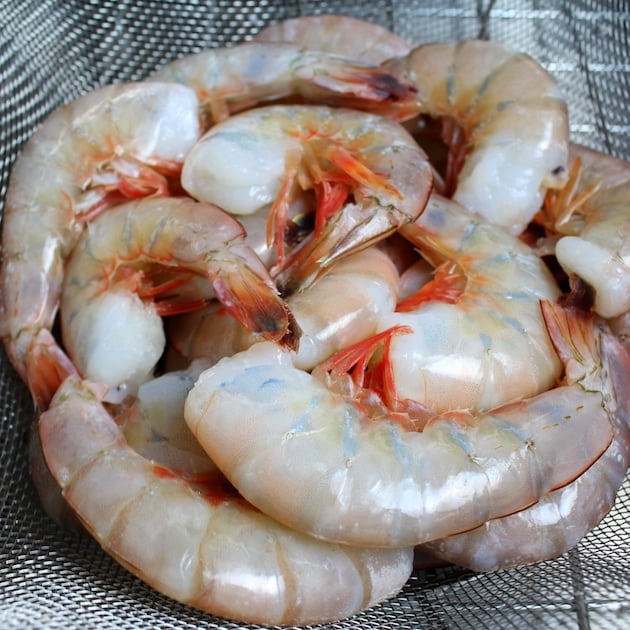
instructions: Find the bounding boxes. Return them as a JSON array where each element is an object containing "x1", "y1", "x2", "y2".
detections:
[
  {"x1": 184, "y1": 301, "x2": 614, "y2": 548},
  {"x1": 169, "y1": 246, "x2": 400, "y2": 371},
  {"x1": 150, "y1": 42, "x2": 414, "y2": 125},
  {"x1": 378, "y1": 195, "x2": 562, "y2": 413},
  {"x1": 0, "y1": 82, "x2": 202, "y2": 406},
  {"x1": 545, "y1": 144, "x2": 630, "y2": 318},
  {"x1": 181, "y1": 104, "x2": 432, "y2": 291},
  {"x1": 38, "y1": 375, "x2": 413, "y2": 626},
  {"x1": 60, "y1": 197, "x2": 298, "y2": 396},
  {"x1": 420, "y1": 309, "x2": 630, "y2": 571},
  {"x1": 384, "y1": 40, "x2": 569, "y2": 234},
  {"x1": 253, "y1": 15, "x2": 412, "y2": 64}
]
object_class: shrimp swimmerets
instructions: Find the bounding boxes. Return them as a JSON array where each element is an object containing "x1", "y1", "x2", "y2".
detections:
[
  {"x1": 150, "y1": 42, "x2": 414, "y2": 125},
  {"x1": 374, "y1": 194, "x2": 562, "y2": 413},
  {"x1": 184, "y1": 301, "x2": 614, "y2": 548},
  {"x1": 420, "y1": 307, "x2": 630, "y2": 571},
  {"x1": 382, "y1": 40, "x2": 569, "y2": 234},
  {"x1": 181, "y1": 104, "x2": 433, "y2": 292},
  {"x1": 38, "y1": 373, "x2": 413, "y2": 626},
  {"x1": 169, "y1": 245, "x2": 400, "y2": 371},
  {"x1": 59, "y1": 196, "x2": 299, "y2": 401},
  {"x1": 540, "y1": 143, "x2": 630, "y2": 318},
  {"x1": 0, "y1": 82, "x2": 202, "y2": 408},
  {"x1": 253, "y1": 15, "x2": 412, "y2": 64}
]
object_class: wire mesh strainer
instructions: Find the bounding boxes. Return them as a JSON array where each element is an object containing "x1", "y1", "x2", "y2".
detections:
[{"x1": 1, "y1": 1, "x2": 629, "y2": 628}]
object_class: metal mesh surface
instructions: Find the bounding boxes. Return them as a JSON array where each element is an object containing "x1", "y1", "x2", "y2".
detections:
[{"x1": 1, "y1": 1, "x2": 629, "y2": 628}]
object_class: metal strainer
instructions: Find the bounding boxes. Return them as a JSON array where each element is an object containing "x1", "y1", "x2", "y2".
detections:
[{"x1": 1, "y1": 1, "x2": 629, "y2": 628}]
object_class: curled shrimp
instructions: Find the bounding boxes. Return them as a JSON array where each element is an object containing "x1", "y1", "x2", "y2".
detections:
[
  {"x1": 150, "y1": 41, "x2": 414, "y2": 125},
  {"x1": 382, "y1": 40, "x2": 570, "y2": 234},
  {"x1": 253, "y1": 15, "x2": 412, "y2": 64},
  {"x1": 38, "y1": 373, "x2": 414, "y2": 626},
  {"x1": 59, "y1": 197, "x2": 299, "y2": 400},
  {"x1": 375, "y1": 194, "x2": 562, "y2": 413},
  {"x1": 184, "y1": 301, "x2": 614, "y2": 548},
  {"x1": 181, "y1": 104, "x2": 433, "y2": 292},
  {"x1": 540, "y1": 143, "x2": 630, "y2": 318},
  {"x1": 420, "y1": 308, "x2": 630, "y2": 571},
  {"x1": 0, "y1": 82, "x2": 202, "y2": 407},
  {"x1": 168, "y1": 245, "x2": 400, "y2": 371}
]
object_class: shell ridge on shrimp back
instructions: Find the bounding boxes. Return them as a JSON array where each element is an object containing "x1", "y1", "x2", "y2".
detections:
[{"x1": 38, "y1": 368, "x2": 414, "y2": 626}]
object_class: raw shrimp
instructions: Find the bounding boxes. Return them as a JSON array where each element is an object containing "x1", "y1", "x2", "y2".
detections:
[
  {"x1": 150, "y1": 41, "x2": 414, "y2": 125},
  {"x1": 181, "y1": 104, "x2": 432, "y2": 291},
  {"x1": 169, "y1": 245, "x2": 400, "y2": 371},
  {"x1": 118, "y1": 359, "x2": 219, "y2": 477},
  {"x1": 0, "y1": 82, "x2": 202, "y2": 408},
  {"x1": 420, "y1": 308, "x2": 630, "y2": 571},
  {"x1": 38, "y1": 375, "x2": 414, "y2": 626},
  {"x1": 382, "y1": 40, "x2": 570, "y2": 234},
  {"x1": 376, "y1": 194, "x2": 562, "y2": 413},
  {"x1": 253, "y1": 15, "x2": 412, "y2": 64},
  {"x1": 60, "y1": 197, "x2": 299, "y2": 400},
  {"x1": 541, "y1": 143, "x2": 630, "y2": 318},
  {"x1": 184, "y1": 301, "x2": 614, "y2": 548}
]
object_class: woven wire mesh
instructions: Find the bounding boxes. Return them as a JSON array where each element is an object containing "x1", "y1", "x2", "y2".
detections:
[{"x1": 1, "y1": 0, "x2": 629, "y2": 628}]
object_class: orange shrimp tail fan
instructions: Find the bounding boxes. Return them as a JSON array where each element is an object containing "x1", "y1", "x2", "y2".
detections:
[{"x1": 211, "y1": 264, "x2": 301, "y2": 352}]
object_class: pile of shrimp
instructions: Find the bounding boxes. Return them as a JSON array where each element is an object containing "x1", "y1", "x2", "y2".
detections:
[{"x1": 2, "y1": 13, "x2": 629, "y2": 627}]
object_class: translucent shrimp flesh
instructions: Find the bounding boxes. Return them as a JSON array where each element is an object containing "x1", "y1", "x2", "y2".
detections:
[
  {"x1": 420, "y1": 308, "x2": 630, "y2": 571},
  {"x1": 184, "y1": 301, "x2": 614, "y2": 548},
  {"x1": 376, "y1": 194, "x2": 562, "y2": 413},
  {"x1": 59, "y1": 196, "x2": 299, "y2": 399},
  {"x1": 181, "y1": 104, "x2": 433, "y2": 292},
  {"x1": 541, "y1": 143, "x2": 630, "y2": 318},
  {"x1": 38, "y1": 373, "x2": 413, "y2": 626},
  {"x1": 168, "y1": 245, "x2": 400, "y2": 371},
  {"x1": 150, "y1": 41, "x2": 414, "y2": 125},
  {"x1": 382, "y1": 40, "x2": 570, "y2": 234},
  {"x1": 0, "y1": 82, "x2": 202, "y2": 407},
  {"x1": 253, "y1": 15, "x2": 413, "y2": 64}
]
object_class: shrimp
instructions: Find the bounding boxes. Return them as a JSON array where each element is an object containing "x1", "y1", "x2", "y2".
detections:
[
  {"x1": 420, "y1": 308, "x2": 630, "y2": 571},
  {"x1": 150, "y1": 41, "x2": 414, "y2": 125},
  {"x1": 540, "y1": 143, "x2": 630, "y2": 318},
  {"x1": 169, "y1": 245, "x2": 400, "y2": 371},
  {"x1": 374, "y1": 194, "x2": 562, "y2": 413},
  {"x1": 59, "y1": 197, "x2": 299, "y2": 400},
  {"x1": 181, "y1": 104, "x2": 433, "y2": 292},
  {"x1": 253, "y1": 15, "x2": 412, "y2": 64},
  {"x1": 38, "y1": 375, "x2": 414, "y2": 626},
  {"x1": 0, "y1": 82, "x2": 202, "y2": 408},
  {"x1": 382, "y1": 40, "x2": 570, "y2": 234},
  {"x1": 184, "y1": 300, "x2": 614, "y2": 549}
]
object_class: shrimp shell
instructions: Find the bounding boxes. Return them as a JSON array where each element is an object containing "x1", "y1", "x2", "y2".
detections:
[
  {"x1": 253, "y1": 15, "x2": 412, "y2": 64},
  {"x1": 184, "y1": 302, "x2": 614, "y2": 548},
  {"x1": 383, "y1": 40, "x2": 569, "y2": 234},
  {"x1": 377, "y1": 194, "x2": 562, "y2": 413},
  {"x1": 181, "y1": 104, "x2": 432, "y2": 292},
  {"x1": 38, "y1": 375, "x2": 413, "y2": 626},
  {"x1": 169, "y1": 245, "x2": 400, "y2": 371},
  {"x1": 150, "y1": 42, "x2": 414, "y2": 125},
  {"x1": 60, "y1": 197, "x2": 299, "y2": 395},
  {"x1": 419, "y1": 312, "x2": 630, "y2": 570},
  {"x1": 546, "y1": 143, "x2": 630, "y2": 318},
  {"x1": 0, "y1": 82, "x2": 201, "y2": 407}
]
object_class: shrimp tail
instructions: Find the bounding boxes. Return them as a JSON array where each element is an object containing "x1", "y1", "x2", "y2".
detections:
[
  {"x1": 296, "y1": 53, "x2": 415, "y2": 104},
  {"x1": 275, "y1": 203, "x2": 412, "y2": 293},
  {"x1": 540, "y1": 299, "x2": 608, "y2": 394},
  {"x1": 25, "y1": 329, "x2": 78, "y2": 410},
  {"x1": 212, "y1": 264, "x2": 301, "y2": 351}
]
